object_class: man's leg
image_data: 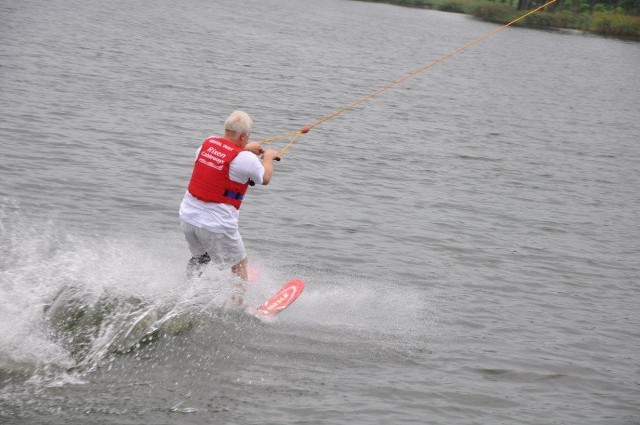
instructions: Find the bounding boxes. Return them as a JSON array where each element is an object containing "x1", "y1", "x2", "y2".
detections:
[
  {"x1": 231, "y1": 256, "x2": 248, "y2": 280},
  {"x1": 230, "y1": 257, "x2": 248, "y2": 306},
  {"x1": 181, "y1": 221, "x2": 211, "y2": 279},
  {"x1": 186, "y1": 252, "x2": 211, "y2": 279}
]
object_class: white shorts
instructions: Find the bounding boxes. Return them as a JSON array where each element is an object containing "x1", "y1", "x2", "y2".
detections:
[{"x1": 180, "y1": 220, "x2": 246, "y2": 270}]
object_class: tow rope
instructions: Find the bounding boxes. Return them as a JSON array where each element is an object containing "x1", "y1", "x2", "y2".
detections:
[{"x1": 258, "y1": 0, "x2": 557, "y2": 159}]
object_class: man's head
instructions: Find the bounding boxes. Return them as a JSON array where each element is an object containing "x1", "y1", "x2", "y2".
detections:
[{"x1": 224, "y1": 110, "x2": 253, "y2": 148}]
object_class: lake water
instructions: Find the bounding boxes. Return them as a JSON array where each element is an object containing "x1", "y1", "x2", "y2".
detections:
[{"x1": 1, "y1": 0, "x2": 639, "y2": 424}]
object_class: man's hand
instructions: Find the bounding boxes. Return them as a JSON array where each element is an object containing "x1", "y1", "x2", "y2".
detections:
[
  {"x1": 262, "y1": 148, "x2": 279, "y2": 161},
  {"x1": 244, "y1": 142, "x2": 264, "y2": 155}
]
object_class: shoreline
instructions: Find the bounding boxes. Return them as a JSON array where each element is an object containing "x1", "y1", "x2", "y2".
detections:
[{"x1": 354, "y1": 0, "x2": 640, "y2": 40}]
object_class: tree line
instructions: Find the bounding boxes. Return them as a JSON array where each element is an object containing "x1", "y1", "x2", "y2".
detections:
[
  {"x1": 360, "y1": 0, "x2": 639, "y2": 39},
  {"x1": 515, "y1": 0, "x2": 638, "y2": 13}
]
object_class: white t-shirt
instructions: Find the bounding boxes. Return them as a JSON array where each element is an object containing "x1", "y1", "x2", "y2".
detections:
[{"x1": 179, "y1": 147, "x2": 265, "y2": 233}]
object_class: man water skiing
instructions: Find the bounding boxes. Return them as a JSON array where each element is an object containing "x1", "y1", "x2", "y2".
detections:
[{"x1": 179, "y1": 110, "x2": 279, "y2": 306}]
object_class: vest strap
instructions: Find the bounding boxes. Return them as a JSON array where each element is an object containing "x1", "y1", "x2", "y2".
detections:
[{"x1": 223, "y1": 189, "x2": 244, "y2": 201}]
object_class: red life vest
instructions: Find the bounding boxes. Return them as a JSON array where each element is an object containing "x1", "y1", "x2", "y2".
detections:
[{"x1": 187, "y1": 137, "x2": 249, "y2": 209}]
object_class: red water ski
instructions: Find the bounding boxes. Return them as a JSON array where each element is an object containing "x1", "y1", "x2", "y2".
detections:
[{"x1": 253, "y1": 279, "x2": 304, "y2": 320}]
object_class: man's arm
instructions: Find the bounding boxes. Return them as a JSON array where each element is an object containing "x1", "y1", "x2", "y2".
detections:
[
  {"x1": 260, "y1": 149, "x2": 279, "y2": 185},
  {"x1": 244, "y1": 142, "x2": 263, "y2": 155}
]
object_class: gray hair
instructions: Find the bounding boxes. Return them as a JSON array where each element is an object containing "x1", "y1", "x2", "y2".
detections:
[{"x1": 224, "y1": 110, "x2": 253, "y2": 135}]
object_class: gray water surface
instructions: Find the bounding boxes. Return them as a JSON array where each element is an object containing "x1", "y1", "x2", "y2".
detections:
[{"x1": 1, "y1": 0, "x2": 639, "y2": 424}]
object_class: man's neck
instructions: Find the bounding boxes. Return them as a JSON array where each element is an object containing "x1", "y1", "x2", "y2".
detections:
[{"x1": 223, "y1": 131, "x2": 242, "y2": 147}]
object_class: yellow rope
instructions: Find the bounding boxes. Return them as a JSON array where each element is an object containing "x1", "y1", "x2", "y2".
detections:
[{"x1": 259, "y1": 0, "x2": 557, "y2": 159}]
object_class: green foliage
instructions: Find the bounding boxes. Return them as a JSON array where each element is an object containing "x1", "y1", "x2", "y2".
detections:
[
  {"x1": 519, "y1": 9, "x2": 579, "y2": 26},
  {"x1": 521, "y1": 10, "x2": 561, "y2": 26},
  {"x1": 554, "y1": 10, "x2": 578, "y2": 26},
  {"x1": 587, "y1": 12, "x2": 640, "y2": 37},
  {"x1": 472, "y1": 1, "x2": 517, "y2": 22},
  {"x1": 439, "y1": 0, "x2": 472, "y2": 13},
  {"x1": 593, "y1": 3, "x2": 610, "y2": 12}
]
